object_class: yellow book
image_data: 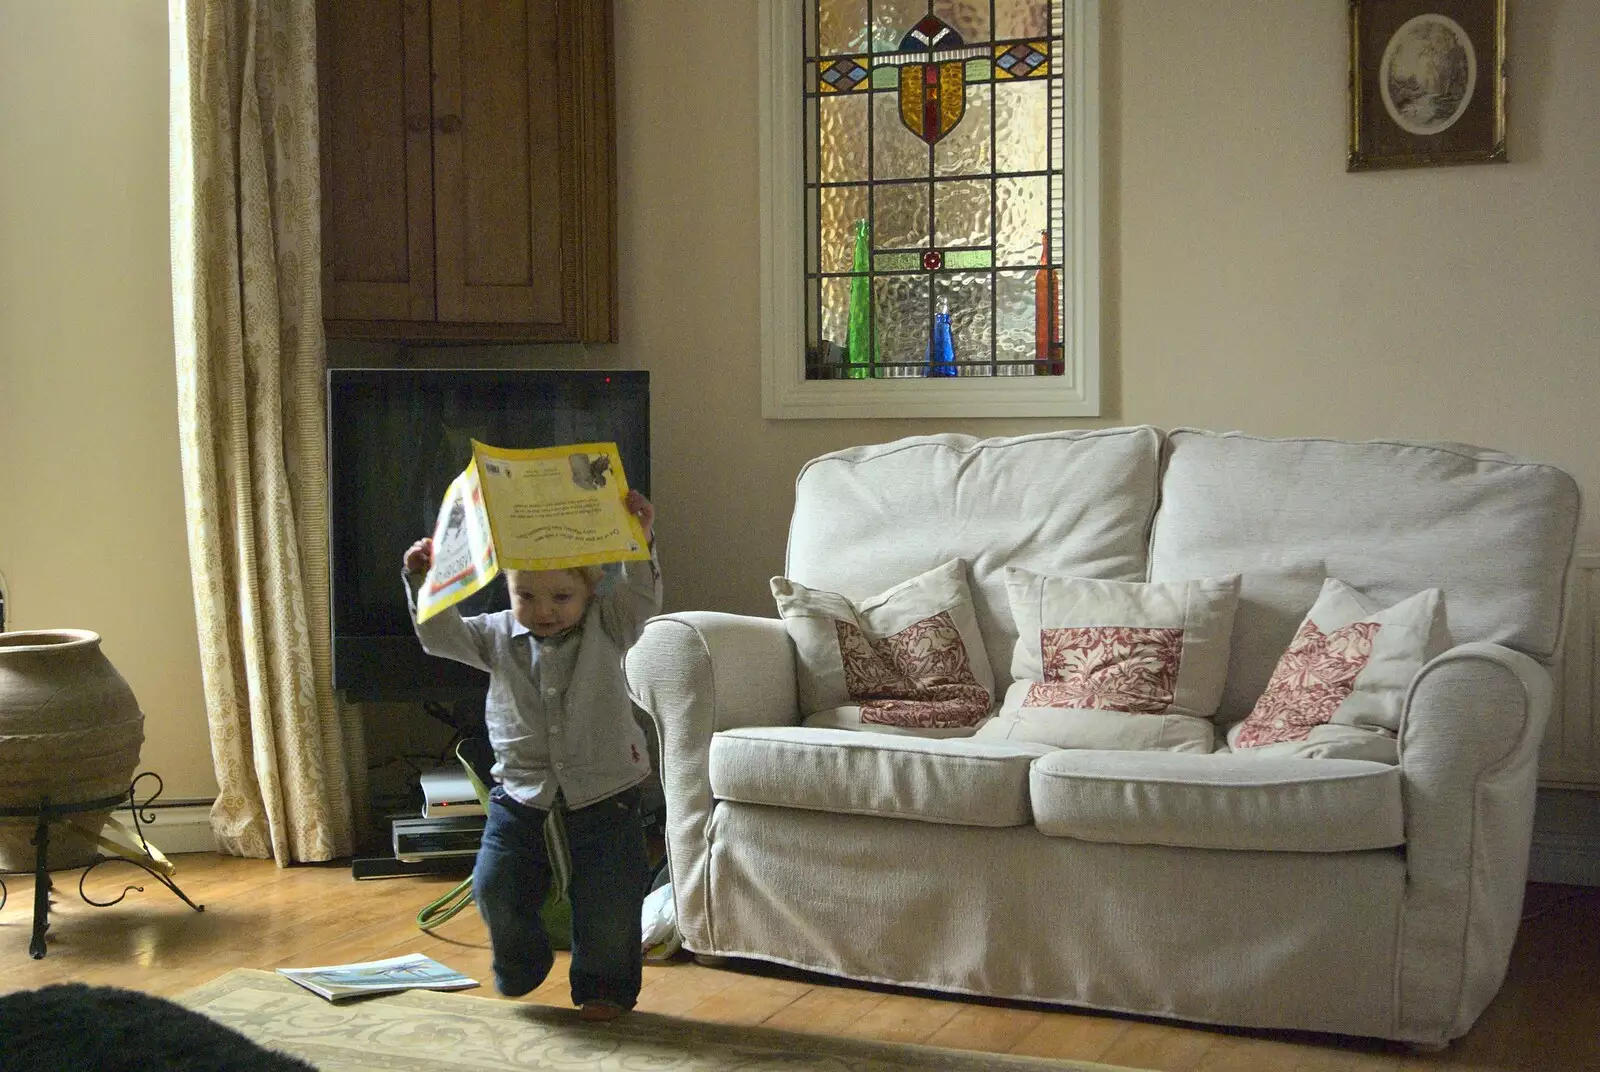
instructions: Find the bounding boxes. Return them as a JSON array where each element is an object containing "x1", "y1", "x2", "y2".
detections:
[{"x1": 415, "y1": 441, "x2": 648, "y2": 623}]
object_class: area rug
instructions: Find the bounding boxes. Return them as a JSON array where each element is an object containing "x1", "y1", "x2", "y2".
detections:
[{"x1": 179, "y1": 969, "x2": 1141, "y2": 1072}]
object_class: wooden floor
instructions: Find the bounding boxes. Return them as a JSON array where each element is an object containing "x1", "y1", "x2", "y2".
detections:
[{"x1": 1, "y1": 854, "x2": 1595, "y2": 1071}]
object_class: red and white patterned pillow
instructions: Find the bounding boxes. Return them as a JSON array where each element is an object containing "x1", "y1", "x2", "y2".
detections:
[
  {"x1": 976, "y1": 569, "x2": 1240, "y2": 753},
  {"x1": 1228, "y1": 579, "x2": 1447, "y2": 763},
  {"x1": 771, "y1": 559, "x2": 996, "y2": 737}
]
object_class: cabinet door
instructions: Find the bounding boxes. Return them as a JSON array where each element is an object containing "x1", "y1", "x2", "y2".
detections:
[
  {"x1": 431, "y1": 0, "x2": 567, "y2": 330},
  {"x1": 318, "y1": 0, "x2": 435, "y2": 322}
]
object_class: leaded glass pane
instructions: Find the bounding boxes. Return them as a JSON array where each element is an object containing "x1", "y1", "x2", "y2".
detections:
[
  {"x1": 933, "y1": 180, "x2": 991, "y2": 248},
  {"x1": 995, "y1": 175, "x2": 1046, "y2": 266},
  {"x1": 873, "y1": 273, "x2": 930, "y2": 375},
  {"x1": 819, "y1": 275, "x2": 851, "y2": 365},
  {"x1": 934, "y1": 81, "x2": 990, "y2": 177},
  {"x1": 994, "y1": 270, "x2": 1035, "y2": 372},
  {"x1": 935, "y1": 271, "x2": 993, "y2": 371},
  {"x1": 995, "y1": 80, "x2": 1048, "y2": 173},
  {"x1": 873, "y1": 182, "x2": 931, "y2": 251},
  {"x1": 820, "y1": 185, "x2": 868, "y2": 273},
  {"x1": 872, "y1": 90, "x2": 931, "y2": 180},
  {"x1": 995, "y1": 0, "x2": 1049, "y2": 40},
  {"x1": 933, "y1": 0, "x2": 990, "y2": 43},
  {"x1": 820, "y1": 93, "x2": 868, "y2": 182},
  {"x1": 818, "y1": 0, "x2": 868, "y2": 56},
  {"x1": 871, "y1": 0, "x2": 929, "y2": 53}
]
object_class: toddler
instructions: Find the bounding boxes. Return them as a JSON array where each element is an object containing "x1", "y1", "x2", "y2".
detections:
[{"x1": 402, "y1": 489, "x2": 659, "y2": 1020}]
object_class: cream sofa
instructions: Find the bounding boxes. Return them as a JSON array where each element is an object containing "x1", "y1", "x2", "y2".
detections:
[{"x1": 624, "y1": 428, "x2": 1580, "y2": 1045}]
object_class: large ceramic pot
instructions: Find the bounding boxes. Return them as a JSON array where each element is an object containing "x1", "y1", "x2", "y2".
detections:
[{"x1": 0, "y1": 630, "x2": 145, "y2": 871}]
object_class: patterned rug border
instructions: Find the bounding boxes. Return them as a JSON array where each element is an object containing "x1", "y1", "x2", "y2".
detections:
[{"x1": 180, "y1": 968, "x2": 1146, "y2": 1072}]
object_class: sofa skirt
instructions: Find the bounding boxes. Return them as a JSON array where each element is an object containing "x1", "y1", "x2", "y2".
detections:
[{"x1": 699, "y1": 802, "x2": 1407, "y2": 1040}]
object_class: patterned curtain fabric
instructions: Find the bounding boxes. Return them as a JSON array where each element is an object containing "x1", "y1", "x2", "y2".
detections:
[{"x1": 169, "y1": 0, "x2": 359, "y2": 863}]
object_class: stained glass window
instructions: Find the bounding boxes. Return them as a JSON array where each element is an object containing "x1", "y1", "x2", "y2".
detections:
[{"x1": 805, "y1": 0, "x2": 1069, "y2": 379}]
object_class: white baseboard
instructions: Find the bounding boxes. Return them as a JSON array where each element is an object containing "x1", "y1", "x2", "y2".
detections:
[{"x1": 129, "y1": 803, "x2": 217, "y2": 855}]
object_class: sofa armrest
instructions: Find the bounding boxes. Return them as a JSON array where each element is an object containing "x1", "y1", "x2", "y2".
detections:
[
  {"x1": 624, "y1": 612, "x2": 799, "y2": 951},
  {"x1": 1395, "y1": 641, "x2": 1554, "y2": 1043}
]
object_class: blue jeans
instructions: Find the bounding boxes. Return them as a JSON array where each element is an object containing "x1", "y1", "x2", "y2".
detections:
[{"x1": 474, "y1": 785, "x2": 647, "y2": 1005}]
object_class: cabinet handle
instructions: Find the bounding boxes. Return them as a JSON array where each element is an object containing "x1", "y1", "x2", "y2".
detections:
[{"x1": 435, "y1": 114, "x2": 463, "y2": 134}]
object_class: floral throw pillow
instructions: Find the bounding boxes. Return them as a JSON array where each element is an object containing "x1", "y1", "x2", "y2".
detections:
[
  {"x1": 771, "y1": 559, "x2": 996, "y2": 737},
  {"x1": 975, "y1": 569, "x2": 1240, "y2": 753},
  {"x1": 1228, "y1": 578, "x2": 1449, "y2": 763}
]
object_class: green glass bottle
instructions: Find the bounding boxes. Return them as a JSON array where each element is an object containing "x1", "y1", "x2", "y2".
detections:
[{"x1": 844, "y1": 219, "x2": 872, "y2": 379}]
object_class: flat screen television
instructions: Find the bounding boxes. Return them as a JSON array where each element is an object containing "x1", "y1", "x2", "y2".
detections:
[{"x1": 328, "y1": 368, "x2": 650, "y2": 699}]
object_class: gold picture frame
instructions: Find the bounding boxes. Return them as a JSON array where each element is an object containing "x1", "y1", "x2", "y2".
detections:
[{"x1": 1348, "y1": 0, "x2": 1507, "y2": 171}]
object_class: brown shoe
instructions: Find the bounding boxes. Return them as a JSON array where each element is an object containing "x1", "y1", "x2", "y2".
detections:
[{"x1": 579, "y1": 1001, "x2": 626, "y2": 1022}]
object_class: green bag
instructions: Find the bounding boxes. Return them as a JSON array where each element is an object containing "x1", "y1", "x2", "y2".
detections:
[{"x1": 416, "y1": 741, "x2": 572, "y2": 948}]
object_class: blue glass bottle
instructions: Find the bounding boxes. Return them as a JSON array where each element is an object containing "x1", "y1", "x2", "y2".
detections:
[{"x1": 925, "y1": 297, "x2": 957, "y2": 377}]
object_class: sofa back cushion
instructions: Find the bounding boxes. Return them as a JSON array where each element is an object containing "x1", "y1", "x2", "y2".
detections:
[
  {"x1": 788, "y1": 429, "x2": 1161, "y2": 690},
  {"x1": 1149, "y1": 430, "x2": 1580, "y2": 724}
]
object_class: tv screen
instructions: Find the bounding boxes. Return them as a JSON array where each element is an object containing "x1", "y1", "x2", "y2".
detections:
[{"x1": 328, "y1": 368, "x2": 650, "y2": 698}]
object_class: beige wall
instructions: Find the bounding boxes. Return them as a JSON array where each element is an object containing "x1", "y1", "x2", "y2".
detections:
[
  {"x1": 4, "y1": 2, "x2": 1596, "y2": 804},
  {"x1": 0, "y1": 2, "x2": 215, "y2": 799}
]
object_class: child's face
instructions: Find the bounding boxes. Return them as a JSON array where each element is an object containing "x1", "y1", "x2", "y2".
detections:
[{"x1": 508, "y1": 570, "x2": 592, "y2": 637}]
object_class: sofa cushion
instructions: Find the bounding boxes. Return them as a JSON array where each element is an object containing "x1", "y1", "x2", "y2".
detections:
[
  {"x1": 1148, "y1": 430, "x2": 1580, "y2": 723},
  {"x1": 787, "y1": 428, "x2": 1162, "y2": 691},
  {"x1": 1229, "y1": 579, "x2": 1449, "y2": 763},
  {"x1": 709, "y1": 726, "x2": 1054, "y2": 827},
  {"x1": 771, "y1": 559, "x2": 994, "y2": 737},
  {"x1": 976, "y1": 568, "x2": 1239, "y2": 752},
  {"x1": 1030, "y1": 750, "x2": 1404, "y2": 852}
]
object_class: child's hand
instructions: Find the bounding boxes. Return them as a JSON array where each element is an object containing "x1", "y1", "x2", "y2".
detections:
[
  {"x1": 625, "y1": 491, "x2": 655, "y2": 543},
  {"x1": 404, "y1": 538, "x2": 434, "y2": 574}
]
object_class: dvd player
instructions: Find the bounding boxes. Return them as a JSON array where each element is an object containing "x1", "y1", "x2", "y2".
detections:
[{"x1": 392, "y1": 815, "x2": 485, "y2": 862}]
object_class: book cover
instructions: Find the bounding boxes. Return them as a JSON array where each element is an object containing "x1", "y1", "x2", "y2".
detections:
[
  {"x1": 416, "y1": 440, "x2": 649, "y2": 623},
  {"x1": 276, "y1": 952, "x2": 478, "y2": 1002}
]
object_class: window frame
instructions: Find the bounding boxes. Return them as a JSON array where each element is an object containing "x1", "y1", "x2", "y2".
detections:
[{"x1": 760, "y1": 0, "x2": 1101, "y2": 419}]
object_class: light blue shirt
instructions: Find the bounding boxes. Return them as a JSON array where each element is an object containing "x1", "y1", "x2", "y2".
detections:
[{"x1": 405, "y1": 554, "x2": 661, "y2": 810}]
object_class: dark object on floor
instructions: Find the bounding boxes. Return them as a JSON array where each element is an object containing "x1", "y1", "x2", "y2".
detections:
[{"x1": 0, "y1": 982, "x2": 315, "y2": 1072}]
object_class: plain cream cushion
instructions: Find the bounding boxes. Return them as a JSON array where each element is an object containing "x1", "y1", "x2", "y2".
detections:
[
  {"x1": 1030, "y1": 750, "x2": 1405, "y2": 852},
  {"x1": 708, "y1": 726, "x2": 1053, "y2": 827}
]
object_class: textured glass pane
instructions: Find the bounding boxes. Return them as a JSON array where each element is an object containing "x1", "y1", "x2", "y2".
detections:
[
  {"x1": 872, "y1": 0, "x2": 928, "y2": 53},
  {"x1": 809, "y1": 276, "x2": 822, "y2": 346},
  {"x1": 870, "y1": 64, "x2": 897, "y2": 90},
  {"x1": 936, "y1": 271, "x2": 993, "y2": 370},
  {"x1": 933, "y1": 0, "x2": 990, "y2": 44},
  {"x1": 820, "y1": 185, "x2": 869, "y2": 273},
  {"x1": 820, "y1": 275, "x2": 851, "y2": 356},
  {"x1": 995, "y1": 80, "x2": 1049, "y2": 173},
  {"x1": 996, "y1": 176, "x2": 1046, "y2": 266},
  {"x1": 944, "y1": 248, "x2": 992, "y2": 268},
  {"x1": 934, "y1": 180, "x2": 991, "y2": 248},
  {"x1": 875, "y1": 251, "x2": 922, "y2": 272},
  {"x1": 873, "y1": 90, "x2": 931, "y2": 180},
  {"x1": 819, "y1": 0, "x2": 868, "y2": 55},
  {"x1": 995, "y1": 0, "x2": 1049, "y2": 39},
  {"x1": 873, "y1": 274, "x2": 931, "y2": 374},
  {"x1": 820, "y1": 94, "x2": 868, "y2": 183},
  {"x1": 995, "y1": 269, "x2": 1039, "y2": 375},
  {"x1": 934, "y1": 81, "x2": 990, "y2": 177},
  {"x1": 873, "y1": 182, "x2": 931, "y2": 250}
]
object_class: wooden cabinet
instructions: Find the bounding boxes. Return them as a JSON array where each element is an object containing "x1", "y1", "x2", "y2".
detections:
[{"x1": 318, "y1": 0, "x2": 615, "y2": 342}]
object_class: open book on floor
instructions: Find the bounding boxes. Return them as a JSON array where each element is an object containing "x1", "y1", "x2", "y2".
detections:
[{"x1": 276, "y1": 952, "x2": 478, "y2": 1002}]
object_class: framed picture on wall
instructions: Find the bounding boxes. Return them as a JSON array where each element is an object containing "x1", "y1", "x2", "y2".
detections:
[{"x1": 1348, "y1": 0, "x2": 1507, "y2": 171}]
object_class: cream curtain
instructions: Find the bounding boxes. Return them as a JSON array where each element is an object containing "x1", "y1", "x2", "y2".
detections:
[{"x1": 169, "y1": 0, "x2": 359, "y2": 863}]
